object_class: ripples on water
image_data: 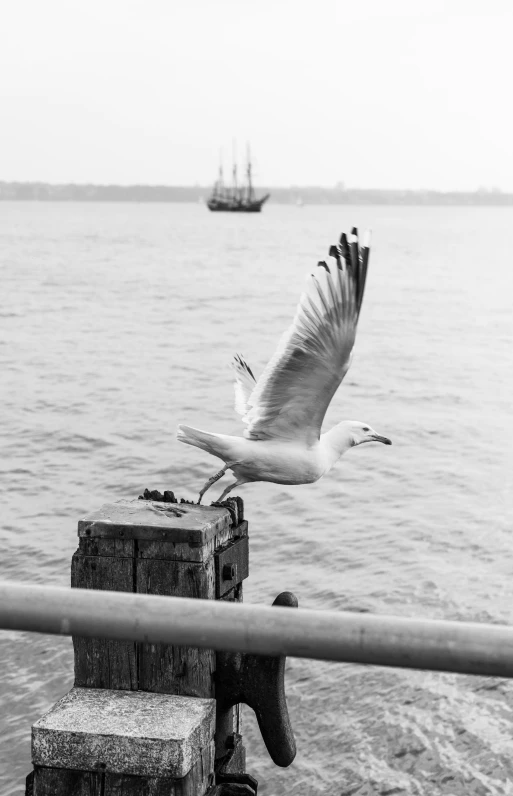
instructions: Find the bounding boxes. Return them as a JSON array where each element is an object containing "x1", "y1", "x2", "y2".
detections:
[{"x1": 1, "y1": 202, "x2": 513, "y2": 795}]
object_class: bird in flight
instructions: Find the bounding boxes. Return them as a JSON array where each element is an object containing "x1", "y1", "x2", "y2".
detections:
[{"x1": 177, "y1": 227, "x2": 391, "y2": 504}]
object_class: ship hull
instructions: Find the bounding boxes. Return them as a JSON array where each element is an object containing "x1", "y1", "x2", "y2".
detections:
[{"x1": 207, "y1": 194, "x2": 270, "y2": 213}]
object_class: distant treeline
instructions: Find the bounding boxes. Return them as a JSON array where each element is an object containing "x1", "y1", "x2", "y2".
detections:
[{"x1": 1, "y1": 181, "x2": 512, "y2": 205}]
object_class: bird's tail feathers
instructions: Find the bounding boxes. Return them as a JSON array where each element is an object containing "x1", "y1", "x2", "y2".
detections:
[{"x1": 176, "y1": 424, "x2": 227, "y2": 458}]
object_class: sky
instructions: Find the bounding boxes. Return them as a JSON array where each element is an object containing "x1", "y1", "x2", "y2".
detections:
[{"x1": 1, "y1": 0, "x2": 512, "y2": 190}]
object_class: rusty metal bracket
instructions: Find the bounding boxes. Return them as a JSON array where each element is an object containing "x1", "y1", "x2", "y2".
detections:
[
  {"x1": 215, "y1": 591, "x2": 298, "y2": 768},
  {"x1": 215, "y1": 536, "x2": 249, "y2": 598},
  {"x1": 216, "y1": 772, "x2": 258, "y2": 795},
  {"x1": 209, "y1": 785, "x2": 256, "y2": 796}
]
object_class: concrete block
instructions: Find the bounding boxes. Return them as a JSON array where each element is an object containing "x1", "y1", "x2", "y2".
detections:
[{"x1": 32, "y1": 687, "x2": 215, "y2": 778}]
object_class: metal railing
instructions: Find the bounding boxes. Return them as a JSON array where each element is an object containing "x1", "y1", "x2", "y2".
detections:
[{"x1": 1, "y1": 580, "x2": 513, "y2": 678}]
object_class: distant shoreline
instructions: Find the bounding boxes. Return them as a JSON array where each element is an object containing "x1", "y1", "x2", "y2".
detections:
[{"x1": 1, "y1": 181, "x2": 512, "y2": 206}]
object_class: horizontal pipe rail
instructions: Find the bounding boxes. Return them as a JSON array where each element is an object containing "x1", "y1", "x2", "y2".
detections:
[{"x1": 1, "y1": 580, "x2": 513, "y2": 678}]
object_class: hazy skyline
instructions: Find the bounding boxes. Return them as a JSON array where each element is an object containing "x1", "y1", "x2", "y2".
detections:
[{"x1": 2, "y1": 1, "x2": 512, "y2": 191}]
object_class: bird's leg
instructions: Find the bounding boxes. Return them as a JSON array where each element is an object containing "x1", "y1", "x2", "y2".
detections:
[
  {"x1": 197, "y1": 462, "x2": 243, "y2": 505},
  {"x1": 198, "y1": 467, "x2": 228, "y2": 504},
  {"x1": 217, "y1": 478, "x2": 248, "y2": 503}
]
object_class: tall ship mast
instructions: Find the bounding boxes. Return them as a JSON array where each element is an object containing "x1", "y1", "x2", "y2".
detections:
[
  {"x1": 207, "y1": 145, "x2": 270, "y2": 213},
  {"x1": 210, "y1": 161, "x2": 225, "y2": 204}
]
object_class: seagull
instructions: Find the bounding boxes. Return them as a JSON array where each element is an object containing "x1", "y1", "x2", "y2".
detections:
[{"x1": 177, "y1": 227, "x2": 391, "y2": 504}]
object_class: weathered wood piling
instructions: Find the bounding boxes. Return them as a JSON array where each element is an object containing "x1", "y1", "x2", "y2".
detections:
[{"x1": 25, "y1": 494, "x2": 269, "y2": 796}]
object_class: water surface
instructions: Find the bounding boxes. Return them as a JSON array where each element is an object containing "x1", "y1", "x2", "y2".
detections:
[{"x1": 1, "y1": 202, "x2": 513, "y2": 794}]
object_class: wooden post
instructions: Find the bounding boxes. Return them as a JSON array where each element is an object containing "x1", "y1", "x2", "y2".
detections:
[{"x1": 26, "y1": 496, "x2": 248, "y2": 795}]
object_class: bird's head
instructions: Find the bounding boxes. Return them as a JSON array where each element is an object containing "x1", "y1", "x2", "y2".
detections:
[{"x1": 347, "y1": 421, "x2": 392, "y2": 447}]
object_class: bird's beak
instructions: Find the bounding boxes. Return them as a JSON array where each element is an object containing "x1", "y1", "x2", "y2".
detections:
[{"x1": 372, "y1": 434, "x2": 392, "y2": 445}]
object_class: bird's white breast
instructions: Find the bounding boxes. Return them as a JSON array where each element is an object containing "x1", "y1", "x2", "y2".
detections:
[{"x1": 230, "y1": 439, "x2": 330, "y2": 486}]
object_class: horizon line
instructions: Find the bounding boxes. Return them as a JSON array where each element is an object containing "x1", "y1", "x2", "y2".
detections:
[{"x1": 0, "y1": 179, "x2": 508, "y2": 195}]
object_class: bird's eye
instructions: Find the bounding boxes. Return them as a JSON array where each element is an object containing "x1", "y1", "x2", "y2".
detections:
[{"x1": 362, "y1": 427, "x2": 370, "y2": 432}]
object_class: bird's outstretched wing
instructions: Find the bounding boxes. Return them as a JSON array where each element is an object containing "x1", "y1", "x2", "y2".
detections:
[
  {"x1": 232, "y1": 354, "x2": 257, "y2": 418},
  {"x1": 242, "y1": 228, "x2": 370, "y2": 445}
]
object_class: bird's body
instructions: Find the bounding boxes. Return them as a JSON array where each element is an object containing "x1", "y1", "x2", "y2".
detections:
[
  {"x1": 177, "y1": 426, "x2": 336, "y2": 486},
  {"x1": 177, "y1": 228, "x2": 391, "y2": 503}
]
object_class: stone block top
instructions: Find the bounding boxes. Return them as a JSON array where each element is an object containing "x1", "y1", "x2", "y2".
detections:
[
  {"x1": 78, "y1": 499, "x2": 232, "y2": 544},
  {"x1": 32, "y1": 687, "x2": 215, "y2": 778}
]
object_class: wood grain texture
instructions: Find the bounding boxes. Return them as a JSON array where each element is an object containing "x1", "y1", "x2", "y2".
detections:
[
  {"x1": 71, "y1": 554, "x2": 137, "y2": 690},
  {"x1": 78, "y1": 500, "x2": 231, "y2": 545},
  {"x1": 32, "y1": 766, "x2": 102, "y2": 796},
  {"x1": 137, "y1": 523, "x2": 237, "y2": 563},
  {"x1": 103, "y1": 741, "x2": 214, "y2": 796},
  {"x1": 134, "y1": 520, "x2": 246, "y2": 563},
  {"x1": 78, "y1": 538, "x2": 136, "y2": 557},
  {"x1": 137, "y1": 558, "x2": 216, "y2": 696},
  {"x1": 71, "y1": 525, "x2": 246, "y2": 692},
  {"x1": 31, "y1": 746, "x2": 214, "y2": 796}
]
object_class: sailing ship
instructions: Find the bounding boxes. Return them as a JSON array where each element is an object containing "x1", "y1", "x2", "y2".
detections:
[{"x1": 207, "y1": 149, "x2": 270, "y2": 213}]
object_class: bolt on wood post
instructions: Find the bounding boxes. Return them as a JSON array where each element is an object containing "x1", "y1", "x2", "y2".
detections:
[{"x1": 26, "y1": 496, "x2": 249, "y2": 795}]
